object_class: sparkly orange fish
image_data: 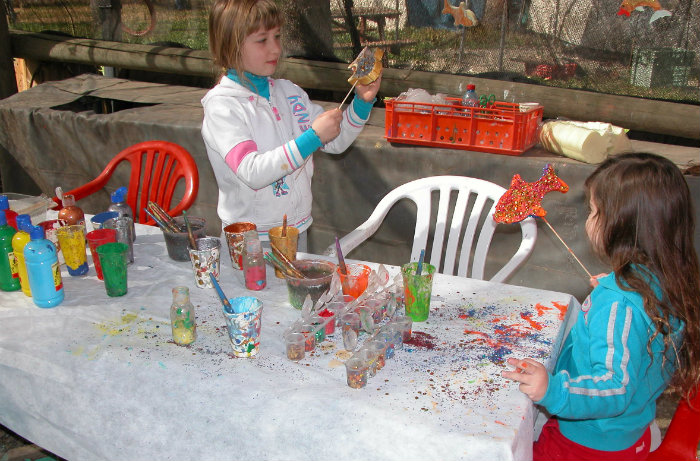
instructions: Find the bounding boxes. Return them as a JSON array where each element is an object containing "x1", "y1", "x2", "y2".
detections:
[
  {"x1": 442, "y1": 0, "x2": 478, "y2": 27},
  {"x1": 617, "y1": 0, "x2": 662, "y2": 16},
  {"x1": 494, "y1": 165, "x2": 569, "y2": 224}
]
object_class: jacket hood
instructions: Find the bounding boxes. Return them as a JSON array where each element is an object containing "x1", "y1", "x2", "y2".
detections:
[{"x1": 201, "y1": 76, "x2": 258, "y2": 105}]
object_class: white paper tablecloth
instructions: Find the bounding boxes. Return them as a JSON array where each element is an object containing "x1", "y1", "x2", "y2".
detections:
[{"x1": 0, "y1": 216, "x2": 581, "y2": 461}]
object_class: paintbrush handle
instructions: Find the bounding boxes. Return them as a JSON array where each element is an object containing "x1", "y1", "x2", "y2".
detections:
[
  {"x1": 144, "y1": 208, "x2": 172, "y2": 232},
  {"x1": 209, "y1": 273, "x2": 233, "y2": 313},
  {"x1": 148, "y1": 202, "x2": 181, "y2": 231},
  {"x1": 145, "y1": 204, "x2": 179, "y2": 232},
  {"x1": 264, "y1": 253, "x2": 296, "y2": 278},
  {"x1": 542, "y1": 217, "x2": 593, "y2": 279},
  {"x1": 335, "y1": 236, "x2": 348, "y2": 275},
  {"x1": 282, "y1": 214, "x2": 287, "y2": 237},
  {"x1": 270, "y1": 241, "x2": 307, "y2": 278},
  {"x1": 183, "y1": 210, "x2": 197, "y2": 249}
]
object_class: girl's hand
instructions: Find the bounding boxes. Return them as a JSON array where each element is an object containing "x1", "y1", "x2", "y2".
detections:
[
  {"x1": 355, "y1": 74, "x2": 382, "y2": 102},
  {"x1": 502, "y1": 357, "x2": 549, "y2": 402},
  {"x1": 589, "y1": 273, "x2": 607, "y2": 288},
  {"x1": 312, "y1": 109, "x2": 343, "y2": 144}
]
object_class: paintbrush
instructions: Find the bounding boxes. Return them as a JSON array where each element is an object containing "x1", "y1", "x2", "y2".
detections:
[
  {"x1": 282, "y1": 214, "x2": 287, "y2": 237},
  {"x1": 144, "y1": 208, "x2": 174, "y2": 232},
  {"x1": 209, "y1": 273, "x2": 234, "y2": 314},
  {"x1": 270, "y1": 241, "x2": 308, "y2": 278},
  {"x1": 416, "y1": 249, "x2": 425, "y2": 275},
  {"x1": 335, "y1": 236, "x2": 347, "y2": 275},
  {"x1": 148, "y1": 202, "x2": 182, "y2": 232},
  {"x1": 146, "y1": 203, "x2": 178, "y2": 232},
  {"x1": 183, "y1": 210, "x2": 197, "y2": 249},
  {"x1": 264, "y1": 252, "x2": 297, "y2": 278}
]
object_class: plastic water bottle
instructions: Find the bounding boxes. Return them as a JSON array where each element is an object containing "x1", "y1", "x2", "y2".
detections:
[
  {"x1": 0, "y1": 211, "x2": 20, "y2": 292},
  {"x1": 243, "y1": 231, "x2": 266, "y2": 291},
  {"x1": 462, "y1": 84, "x2": 479, "y2": 108},
  {"x1": 11, "y1": 214, "x2": 33, "y2": 297},
  {"x1": 24, "y1": 225, "x2": 64, "y2": 308},
  {"x1": 108, "y1": 187, "x2": 135, "y2": 240}
]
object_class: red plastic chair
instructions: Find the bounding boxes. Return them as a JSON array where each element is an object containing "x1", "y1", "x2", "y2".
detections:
[
  {"x1": 648, "y1": 385, "x2": 700, "y2": 461},
  {"x1": 54, "y1": 140, "x2": 199, "y2": 226}
]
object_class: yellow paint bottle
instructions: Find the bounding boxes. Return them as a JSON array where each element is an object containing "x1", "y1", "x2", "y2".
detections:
[{"x1": 11, "y1": 214, "x2": 32, "y2": 297}]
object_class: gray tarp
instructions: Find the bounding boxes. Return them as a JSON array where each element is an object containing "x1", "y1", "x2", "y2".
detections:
[{"x1": 1, "y1": 74, "x2": 698, "y2": 301}]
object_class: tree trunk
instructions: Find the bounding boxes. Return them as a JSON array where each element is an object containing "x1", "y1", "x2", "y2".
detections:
[{"x1": 281, "y1": 2, "x2": 338, "y2": 62}]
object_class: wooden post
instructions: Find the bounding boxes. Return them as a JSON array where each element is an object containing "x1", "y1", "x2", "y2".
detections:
[{"x1": 0, "y1": 10, "x2": 18, "y2": 99}]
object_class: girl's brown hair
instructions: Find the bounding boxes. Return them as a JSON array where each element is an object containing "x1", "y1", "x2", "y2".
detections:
[
  {"x1": 585, "y1": 152, "x2": 700, "y2": 397},
  {"x1": 208, "y1": 0, "x2": 282, "y2": 77}
]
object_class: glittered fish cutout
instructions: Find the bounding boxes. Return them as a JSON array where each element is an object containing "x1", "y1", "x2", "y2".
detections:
[
  {"x1": 494, "y1": 164, "x2": 569, "y2": 224},
  {"x1": 617, "y1": 0, "x2": 663, "y2": 16},
  {"x1": 442, "y1": 0, "x2": 479, "y2": 27},
  {"x1": 347, "y1": 47, "x2": 384, "y2": 86}
]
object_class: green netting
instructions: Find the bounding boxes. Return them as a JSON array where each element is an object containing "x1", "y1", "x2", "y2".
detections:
[{"x1": 5, "y1": 0, "x2": 699, "y2": 103}]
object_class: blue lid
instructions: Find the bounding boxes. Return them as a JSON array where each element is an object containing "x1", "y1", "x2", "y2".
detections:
[
  {"x1": 0, "y1": 195, "x2": 8, "y2": 210},
  {"x1": 111, "y1": 187, "x2": 128, "y2": 204},
  {"x1": 16, "y1": 214, "x2": 32, "y2": 231},
  {"x1": 29, "y1": 225, "x2": 44, "y2": 240},
  {"x1": 0, "y1": 211, "x2": 6, "y2": 226}
]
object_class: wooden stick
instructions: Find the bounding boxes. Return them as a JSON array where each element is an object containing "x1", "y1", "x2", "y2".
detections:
[
  {"x1": 282, "y1": 214, "x2": 287, "y2": 237},
  {"x1": 270, "y1": 241, "x2": 308, "y2": 279},
  {"x1": 338, "y1": 80, "x2": 358, "y2": 109},
  {"x1": 541, "y1": 216, "x2": 592, "y2": 279},
  {"x1": 335, "y1": 236, "x2": 348, "y2": 275},
  {"x1": 183, "y1": 210, "x2": 197, "y2": 249},
  {"x1": 144, "y1": 208, "x2": 173, "y2": 232},
  {"x1": 264, "y1": 252, "x2": 297, "y2": 278}
]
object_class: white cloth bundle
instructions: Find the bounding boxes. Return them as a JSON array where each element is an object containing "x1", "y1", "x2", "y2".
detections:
[{"x1": 539, "y1": 120, "x2": 632, "y2": 164}]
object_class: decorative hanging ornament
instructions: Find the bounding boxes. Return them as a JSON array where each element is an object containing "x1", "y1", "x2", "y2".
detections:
[
  {"x1": 339, "y1": 46, "x2": 384, "y2": 108},
  {"x1": 494, "y1": 164, "x2": 569, "y2": 224},
  {"x1": 442, "y1": 0, "x2": 479, "y2": 27}
]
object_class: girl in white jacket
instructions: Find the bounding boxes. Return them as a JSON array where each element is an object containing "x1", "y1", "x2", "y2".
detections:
[{"x1": 201, "y1": 0, "x2": 382, "y2": 250}]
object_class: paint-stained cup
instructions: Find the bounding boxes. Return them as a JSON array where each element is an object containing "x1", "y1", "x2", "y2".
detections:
[
  {"x1": 285, "y1": 259, "x2": 335, "y2": 309},
  {"x1": 401, "y1": 262, "x2": 436, "y2": 322},
  {"x1": 103, "y1": 216, "x2": 134, "y2": 264},
  {"x1": 90, "y1": 211, "x2": 119, "y2": 231},
  {"x1": 56, "y1": 224, "x2": 89, "y2": 276},
  {"x1": 341, "y1": 312, "x2": 360, "y2": 351},
  {"x1": 345, "y1": 355, "x2": 369, "y2": 389},
  {"x1": 38, "y1": 219, "x2": 66, "y2": 263},
  {"x1": 97, "y1": 242, "x2": 129, "y2": 297},
  {"x1": 224, "y1": 222, "x2": 256, "y2": 270},
  {"x1": 188, "y1": 237, "x2": 221, "y2": 289},
  {"x1": 162, "y1": 216, "x2": 207, "y2": 262},
  {"x1": 338, "y1": 263, "x2": 371, "y2": 300},
  {"x1": 222, "y1": 296, "x2": 263, "y2": 357},
  {"x1": 285, "y1": 332, "x2": 305, "y2": 362},
  {"x1": 86, "y1": 228, "x2": 117, "y2": 280},
  {"x1": 268, "y1": 225, "x2": 299, "y2": 278}
]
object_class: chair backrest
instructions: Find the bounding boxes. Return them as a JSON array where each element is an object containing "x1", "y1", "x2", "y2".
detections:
[
  {"x1": 648, "y1": 386, "x2": 700, "y2": 461},
  {"x1": 327, "y1": 176, "x2": 537, "y2": 282},
  {"x1": 61, "y1": 140, "x2": 199, "y2": 225}
]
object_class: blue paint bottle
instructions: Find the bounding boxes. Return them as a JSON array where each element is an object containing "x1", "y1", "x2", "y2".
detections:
[{"x1": 24, "y1": 225, "x2": 64, "y2": 308}]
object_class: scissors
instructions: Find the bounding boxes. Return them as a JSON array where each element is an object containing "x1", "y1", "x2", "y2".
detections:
[{"x1": 479, "y1": 93, "x2": 496, "y2": 108}]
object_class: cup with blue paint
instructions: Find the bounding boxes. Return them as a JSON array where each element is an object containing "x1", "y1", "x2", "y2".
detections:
[
  {"x1": 90, "y1": 211, "x2": 119, "y2": 231},
  {"x1": 222, "y1": 296, "x2": 263, "y2": 357}
]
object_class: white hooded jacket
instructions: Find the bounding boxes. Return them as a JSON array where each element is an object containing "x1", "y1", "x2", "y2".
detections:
[{"x1": 201, "y1": 75, "x2": 371, "y2": 238}]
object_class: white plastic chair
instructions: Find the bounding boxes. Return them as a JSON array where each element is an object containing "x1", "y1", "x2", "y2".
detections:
[{"x1": 326, "y1": 176, "x2": 537, "y2": 283}]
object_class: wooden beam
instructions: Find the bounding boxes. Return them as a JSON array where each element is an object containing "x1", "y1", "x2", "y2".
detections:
[
  {"x1": 0, "y1": 15, "x2": 18, "y2": 99},
  {"x1": 8, "y1": 30, "x2": 699, "y2": 140}
]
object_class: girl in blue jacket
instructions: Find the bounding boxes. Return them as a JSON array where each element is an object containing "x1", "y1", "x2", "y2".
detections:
[{"x1": 503, "y1": 152, "x2": 700, "y2": 460}]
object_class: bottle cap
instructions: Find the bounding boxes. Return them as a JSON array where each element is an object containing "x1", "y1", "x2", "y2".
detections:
[
  {"x1": 29, "y1": 225, "x2": 45, "y2": 240},
  {"x1": 62, "y1": 194, "x2": 76, "y2": 207},
  {"x1": 111, "y1": 187, "x2": 128, "y2": 204},
  {"x1": 16, "y1": 214, "x2": 32, "y2": 232},
  {"x1": 467, "y1": 84, "x2": 475, "y2": 90},
  {"x1": 0, "y1": 211, "x2": 6, "y2": 226},
  {"x1": 0, "y1": 195, "x2": 8, "y2": 210}
]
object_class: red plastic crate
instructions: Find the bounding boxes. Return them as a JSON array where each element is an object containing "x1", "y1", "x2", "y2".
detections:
[{"x1": 384, "y1": 97, "x2": 543, "y2": 156}]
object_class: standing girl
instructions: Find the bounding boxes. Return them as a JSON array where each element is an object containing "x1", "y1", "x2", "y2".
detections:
[
  {"x1": 201, "y1": 0, "x2": 382, "y2": 250},
  {"x1": 503, "y1": 152, "x2": 700, "y2": 460}
]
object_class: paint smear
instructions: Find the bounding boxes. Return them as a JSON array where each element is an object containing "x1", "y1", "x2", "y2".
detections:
[
  {"x1": 520, "y1": 313, "x2": 544, "y2": 331},
  {"x1": 551, "y1": 301, "x2": 568, "y2": 320}
]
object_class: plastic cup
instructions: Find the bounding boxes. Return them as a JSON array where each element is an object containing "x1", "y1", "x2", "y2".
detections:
[
  {"x1": 96, "y1": 242, "x2": 129, "y2": 297},
  {"x1": 345, "y1": 355, "x2": 369, "y2": 389},
  {"x1": 162, "y1": 216, "x2": 207, "y2": 262},
  {"x1": 318, "y1": 308, "x2": 336, "y2": 335},
  {"x1": 401, "y1": 262, "x2": 436, "y2": 322},
  {"x1": 341, "y1": 312, "x2": 360, "y2": 351},
  {"x1": 310, "y1": 314, "x2": 327, "y2": 343},
  {"x1": 86, "y1": 228, "x2": 117, "y2": 280},
  {"x1": 285, "y1": 259, "x2": 336, "y2": 309},
  {"x1": 56, "y1": 224, "x2": 89, "y2": 276},
  {"x1": 367, "y1": 340, "x2": 387, "y2": 371},
  {"x1": 285, "y1": 332, "x2": 305, "y2": 362},
  {"x1": 395, "y1": 316, "x2": 413, "y2": 342},
  {"x1": 337, "y1": 263, "x2": 371, "y2": 299},
  {"x1": 104, "y1": 216, "x2": 134, "y2": 264},
  {"x1": 222, "y1": 296, "x2": 263, "y2": 357},
  {"x1": 90, "y1": 211, "x2": 119, "y2": 231},
  {"x1": 268, "y1": 225, "x2": 299, "y2": 278},
  {"x1": 223, "y1": 222, "x2": 256, "y2": 270},
  {"x1": 38, "y1": 219, "x2": 66, "y2": 261},
  {"x1": 188, "y1": 237, "x2": 221, "y2": 289}
]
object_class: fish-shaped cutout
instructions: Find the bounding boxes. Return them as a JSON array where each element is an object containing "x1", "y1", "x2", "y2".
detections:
[
  {"x1": 348, "y1": 47, "x2": 384, "y2": 86},
  {"x1": 494, "y1": 164, "x2": 569, "y2": 224},
  {"x1": 617, "y1": 0, "x2": 662, "y2": 16},
  {"x1": 443, "y1": 0, "x2": 479, "y2": 27}
]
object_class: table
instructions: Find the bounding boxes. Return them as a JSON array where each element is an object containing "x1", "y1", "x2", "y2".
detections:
[{"x1": 0, "y1": 216, "x2": 581, "y2": 461}]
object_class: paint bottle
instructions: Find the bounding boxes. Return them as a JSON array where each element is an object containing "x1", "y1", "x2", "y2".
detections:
[
  {"x1": 11, "y1": 214, "x2": 33, "y2": 297},
  {"x1": 171, "y1": 286, "x2": 196, "y2": 345},
  {"x1": 57, "y1": 194, "x2": 85, "y2": 226},
  {"x1": 0, "y1": 195, "x2": 18, "y2": 230},
  {"x1": 243, "y1": 231, "x2": 266, "y2": 291},
  {"x1": 24, "y1": 225, "x2": 64, "y2": 308},
  {"x1": 108, "y1": 187, "x2": 135, "y2": 240},
  {"x1": 0, "y1": 211, "x2": 20, "y2": 292}
]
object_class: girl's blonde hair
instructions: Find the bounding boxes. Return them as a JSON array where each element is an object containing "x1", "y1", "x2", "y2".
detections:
[
  {"x1": 208, "y1": 0, "x2": 283, "y2": 76},
  {"x1": 585, "y1": 152, "x2": 700, "y2": 398}
]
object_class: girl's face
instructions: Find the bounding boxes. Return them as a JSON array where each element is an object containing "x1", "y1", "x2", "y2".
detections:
[
  {"x1": 585, "y1": 193, "x2": 602, "y2": 252},
  {"x1": 241, "y1": 26, "x2": 282, "y2": 76}
]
